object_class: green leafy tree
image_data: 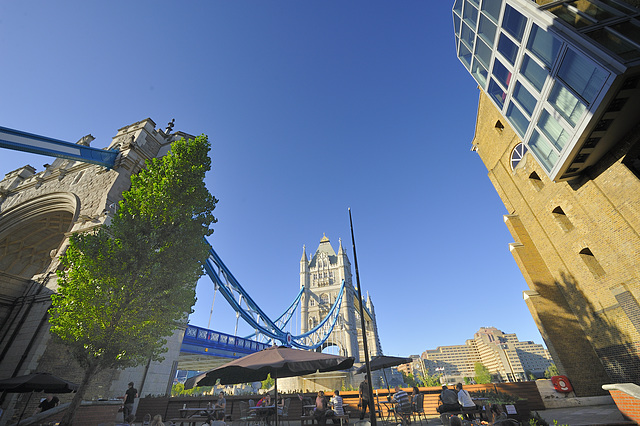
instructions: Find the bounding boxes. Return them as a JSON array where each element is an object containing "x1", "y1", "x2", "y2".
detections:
[
  {"x1": 544, "y1": 364, "x2": 559, "y2": 378},
  {"x1": 418, "y1": 372, "x2": 442, "y2": 387},
  {"x1": 262, "y1": 374, "x2": 275, "y2": 389},
  {"x1": 463, "y1": 377, "x2": 472, "y2": 385},
  {"x1": 49, "y1": 135, "x2": 217, "y2": 426},
  {"x1": 401, "y1": 372, "x2": 418, "y2": 387},
  {"x1": 474, "y1": 362, "x2": 492, "y2": 384}
]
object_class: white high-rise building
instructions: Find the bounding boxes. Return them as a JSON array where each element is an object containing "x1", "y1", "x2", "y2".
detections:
[{"x1": 422, "y1": 327, "x2": 553, "y2": 383}]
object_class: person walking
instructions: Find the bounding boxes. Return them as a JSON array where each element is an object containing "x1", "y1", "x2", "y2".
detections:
[
  {"x1": 359, "y1": 377, "x2": 373, "y2": 420},
  {"x1": 123, "y1": 382, "x2": 138, "y2": 420}
]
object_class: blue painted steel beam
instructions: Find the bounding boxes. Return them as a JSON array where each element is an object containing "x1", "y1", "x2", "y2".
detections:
[
  {"x1": 182, "y1": 325, "x2": 269, "y2": 359},
  {"x1": 0, "y1": 125, "x2": 117, "y2": 168}
]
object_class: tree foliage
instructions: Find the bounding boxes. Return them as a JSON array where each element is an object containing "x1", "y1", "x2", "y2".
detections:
[
  {"x1": 474, "y1": 362, "x2": 492, "y2": 384},
  {"x1": 261, "y1": 374, "x2": 275, "y2": 390},
  {"x1": 418, "y1": 372, "x2": 442, "y2": 387},
  {"x1": 544, "y1": 364, "x2": 559, "y2": 378},
  {"x1": 49, "y1": 135, "x2": 217, "y2": 425}
]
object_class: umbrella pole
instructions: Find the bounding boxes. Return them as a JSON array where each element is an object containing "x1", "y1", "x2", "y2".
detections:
[
  {"x1": 274, "y1": 371, "x2": 278, "y2": 426},
  {"x1": 383, "y1": 369, "x2": 390, "y2": 395},
  {"x1": 349, "y1": 208, "x2": 376, "y2": 426},
  {"x1": 16, "y1": 390, "x2": 34, "y2": 425}
]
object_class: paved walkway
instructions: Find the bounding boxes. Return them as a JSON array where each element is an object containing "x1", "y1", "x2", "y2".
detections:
[{"x1": 533, "y1": 404, "x2": 634, "y2": 425}]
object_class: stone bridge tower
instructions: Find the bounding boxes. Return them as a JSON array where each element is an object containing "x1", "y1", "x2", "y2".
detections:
[
  {"x1": 0, "y1": 119, "x2": 192, "y2": 419},
  {"x1": 299, "y1": 235, "x2": 382, "y2": 363}
]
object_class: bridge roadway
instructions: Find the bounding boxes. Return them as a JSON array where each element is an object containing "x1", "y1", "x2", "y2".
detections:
[{"x1": 178, "y1": 324, "x2": 269, "y2": 371}]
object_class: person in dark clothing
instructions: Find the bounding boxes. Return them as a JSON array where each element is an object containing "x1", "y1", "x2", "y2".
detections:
[
  {"x1": 436, "y1": 385, "x2": 461, "y2": 414},
  {"x1": 123, "y1": 382, "x2": 138, "y2": 419},
  {"x1": 359, "y1": 377, "x2": 374, "y2": 420},
  {"x1": 35, "y1": 394, "x2": 59, "y2": 414}
]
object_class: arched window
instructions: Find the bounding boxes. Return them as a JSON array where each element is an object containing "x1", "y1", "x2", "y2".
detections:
[
  {"x1": 552, "y1": 206, "x2": 574, "y2": 231},
  {"x1": 579, "y1": 248, "x2": 605, "y2": 278},
  {"x1": 511, "y1": 143, "x2": 528, "y2": 170},
  {"x1": 529, "y1": 171, "x2": 543, "y2": 190}
]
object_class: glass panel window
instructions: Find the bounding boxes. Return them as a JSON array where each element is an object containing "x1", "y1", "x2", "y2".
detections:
[
  {"x1": 611, "y1": 20, "x2": 640, "y2": 46},
  {"x1": 498, "y1": 32, "x2": 519, "y2": 65},
  {"x1": 598, "y1": 0, "x2": 637, "y2": 14},
  {"x1": 475, "y1": 38, "x2": 492, "y2": 68},
  {"x1": 492, "y1": 59, "x2": 512, "y2": 88},
  {"x1": 481, "y1": 0, "x2": 502, "y2": 23},
  {"x1": 538, "y1": 110, "x2": 570, "y2": 151},
  {"x1": 587, "y1": 27, "x2": 640, "y2": 61},
  {"x1": 548, "y1": 4, "x2": 596, "y2": 29},
  {"x1": 513, "y1": 82, "x2": 537, "y2": 116},
  {"x1": 461, "y1": 21, "x2": 475, "y2": 49},
  {"x1": 502, "y1": 4, "x2": 527, "y2": 42},
  {"x1": 527, "y1": 25, "x2": 562, "y2": 68},
  {"x1": 472, "y1": 59, "x2": 488, "y2": 87},
  {"x1": 468, "y1": 0, "x2": 479, "y2": 5},
  {"x1": 463, "y1": 1, "x2": 479, "y2": 30},
  {"x1": 529, "y1": 131, "x2": 559, "y2": 172},
  {"x1": 488, "y1": 79, "x2": 507, "y2": 109},
  {"x1": 478, "y1": 14, "x2": 498, "y2": 46},
  {"x1": 521, "y1": 55, "x2": 548, "y2": 92},
  {"x1": 568, "y1": 0, "x2": 619, "y2": 21},
  {"x1": 506, "y1": 102, "x2": 529, "y2": 137},
  {"x1": 454, "y1": 0, "x2": 463, "y2": 15},
  {"x1": 558, "y1": 49, "x2": 609, "y2": 104},
  {"x1": 458, "y1": 42, "x2": 473, "y2": 69},
  {"x1": 453, "y1": 14, "x2": 462, "y2": 37},
  {"x1": 548, "y1": 82, "x2": 586, "y2": 127}
]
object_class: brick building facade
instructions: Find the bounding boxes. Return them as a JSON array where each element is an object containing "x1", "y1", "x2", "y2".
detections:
[{"x1": 453, "y1": 0, "x2": 640, "y2": 395}]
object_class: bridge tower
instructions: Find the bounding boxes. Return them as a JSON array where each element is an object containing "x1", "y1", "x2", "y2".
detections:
[{"x1": 299, "y1": 235, "x2": 382, "y2": 363}]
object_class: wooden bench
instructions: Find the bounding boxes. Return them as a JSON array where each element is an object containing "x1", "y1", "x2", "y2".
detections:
[{"x1": 440, "y1": 405, "x2": 486, "y2": 421}]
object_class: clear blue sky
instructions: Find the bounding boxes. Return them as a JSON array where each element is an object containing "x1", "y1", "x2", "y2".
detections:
[{"x1": 0, "y1": 1, "x2": 545, "y2": 356}]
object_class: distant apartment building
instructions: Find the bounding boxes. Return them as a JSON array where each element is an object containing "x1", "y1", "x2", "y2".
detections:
[{"x1": 421, "y1": 327, "x2": 553, "y2": 383}]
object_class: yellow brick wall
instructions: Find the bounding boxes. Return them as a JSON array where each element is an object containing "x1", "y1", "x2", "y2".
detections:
[{"x1": 472, "y1": 91, "x2": 640, "y2": 395}]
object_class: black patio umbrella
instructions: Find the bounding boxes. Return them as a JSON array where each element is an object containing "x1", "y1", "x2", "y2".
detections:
[
  {"x1": 356, "y1": 355, "x2": 412, "y2": 393},
  {"x1": 0, "y1": 372, "x2": 78, "y2": 425},
  {"x1": 185, "y1": 345, "x2": 354, "y2": 426}
]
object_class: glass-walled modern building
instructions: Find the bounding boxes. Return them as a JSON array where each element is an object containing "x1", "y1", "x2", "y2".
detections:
[{"x1": 453, "y1": 0, "x2": 640, "y2": 181}]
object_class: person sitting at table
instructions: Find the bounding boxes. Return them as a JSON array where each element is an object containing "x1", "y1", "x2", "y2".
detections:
[
  {"x1": 392, "y1": 386, "x2": 412, "y2": 425},
  {"x1": 330, "y1": 390, "x2": 344, "y2": 424},
  {"x1": 214, "y1": 391, "x2": 226, "y2": 420},
  {"x1": 314, "y1": 390, "x2": 328, "y2": 425},
  {"x1": 150, "y1": 414, "x2": 165, "y2": 426},
  {"x1": 411, "y1": 387, "x2": 420, "y2": 412},
  {"x1": 456, "y1": 383, "x2": 477, "y2": 420},
  {"x1": 436, "y1": 385, "x2": 461, "y2": 414},
  {"x1": 257, "y1": 393, "x2": 272, "y2": 407},
  {"x1": 257, "y1": 393, "x2": 274, "y2": 425}
]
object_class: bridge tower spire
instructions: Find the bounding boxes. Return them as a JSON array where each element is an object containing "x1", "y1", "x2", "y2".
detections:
[{"x1": 300, "y1": 235, "x2": 380, "y2": 362}]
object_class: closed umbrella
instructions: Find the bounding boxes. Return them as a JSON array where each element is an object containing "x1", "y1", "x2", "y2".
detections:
[
  {"x1": 185, "y1": 346, "x2": 354, "y2": 426},
  {"x1": 0, "y1": 372, "x2": 78, "y2": 425}
]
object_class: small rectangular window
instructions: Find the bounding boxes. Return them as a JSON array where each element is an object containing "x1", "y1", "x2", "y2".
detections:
[
  {"x1": 506, "y1": 102, "x2": 529, "y2": 137},
  {"x1": 458, "y1": 42, "x2": 473, "y2": 69},
  {"x1": 488, "y1": 79, "x2": 507, "y2": 109},
  {"x1": 548, "y1": 4, "x2": 596, "y2": 29},
  {"x1": 453, "y1": 0, "x2": 463, "y2": 15},
  {"x1": 527, "y1": 24, "x2": 562, "y2": 68},
  {"x1": 481, "y1": 0, "x2": 501, "y2": 23},
  {"x1": 529, "y1": 131, "x2": 559, "y2": 172},
  {"x1": 521, "y1": 55, "x2": 547, "y2": 92},
  {"x1": 502, "y1": 4, "x2": 527, "y2": 42},
  {"x1": 463, "y1": 1, "x2": 479, "y2": 30},
  {"x1": 472, "y1": 60, "x2": 489, "y2": 87},
  {"x1": 513, "y1": 82, "x2": 537, "y2": 116},
  {"x1": 453, "y1": 14, "x2": 462, "y2": 37},
  {"x1": 492, "y1": 59, "x2": 512, "y2": 88},
  {"x1": 538, "y1": 110, "x2": 570, "y2": 151},
  {"x1": 548, "y1": 82, "x2": 586, "y2": 127},
  {"x1": 461, "y1": 22, "x2": 475, "y2": 50},
  {"x1": 475, "y1": 38, "x2": 492, "y2": 68},
  {"x1": 478, "y1": 14, "x2": 498, "y2": 46},
  {"x1": 498, "y1": 32, "x2": 519, "y2": 65}
]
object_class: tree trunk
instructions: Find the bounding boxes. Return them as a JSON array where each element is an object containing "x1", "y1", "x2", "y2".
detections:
[{"x1": 58, "y1": 362, "x2": 99, "y2": 426}]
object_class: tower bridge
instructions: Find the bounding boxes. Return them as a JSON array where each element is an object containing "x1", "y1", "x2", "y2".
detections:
[{"x1": 0, "y1": 120, "x2": 383, "y2": 404}]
